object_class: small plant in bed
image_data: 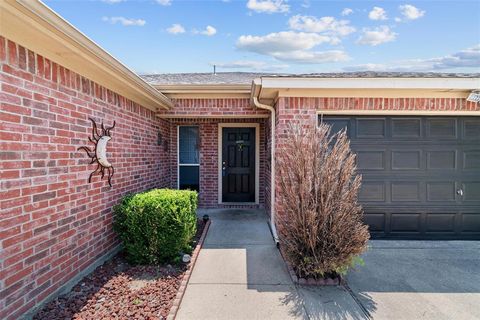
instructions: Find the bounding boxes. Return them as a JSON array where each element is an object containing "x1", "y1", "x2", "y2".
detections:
[
  {"x1": 34, "y1": 189, "x2": 204, "y2": 319},
  {"x1": 278, "y1": 123, "x2": 369, "y2": 282},
  {"x1": 114, "y1": 188, "x2": 198, "y2": 265}
]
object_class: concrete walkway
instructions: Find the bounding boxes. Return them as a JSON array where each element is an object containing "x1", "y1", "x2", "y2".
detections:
[
  {"x1": 176, "y1": 209, "x2": 480, "y2": 320},
  {"x1": 176, "y1": 209, "x2": 366, "y2": 320}
]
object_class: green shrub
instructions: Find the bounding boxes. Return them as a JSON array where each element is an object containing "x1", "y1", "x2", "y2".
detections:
[{"x1": 113, "y1": 188, "x2": 198, "y2": 265}]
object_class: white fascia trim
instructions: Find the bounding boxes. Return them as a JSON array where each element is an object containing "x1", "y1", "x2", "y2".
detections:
[{"x1": 258, "y1": 77, "x2": 480, "y2": 90}]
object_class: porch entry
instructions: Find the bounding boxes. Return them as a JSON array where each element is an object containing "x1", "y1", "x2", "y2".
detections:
[{"x1": 221, "y1": 126, "x2": 256, "y2": 203}]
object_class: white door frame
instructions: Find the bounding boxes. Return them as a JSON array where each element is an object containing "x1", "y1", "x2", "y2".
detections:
[{"x1": 218, "y1": 123, "x2": 260, "y2": 205}]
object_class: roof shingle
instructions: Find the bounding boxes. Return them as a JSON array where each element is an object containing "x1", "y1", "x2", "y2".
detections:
[{"x1": 141, "y1": 72, "x2": 480, "y2": 85}]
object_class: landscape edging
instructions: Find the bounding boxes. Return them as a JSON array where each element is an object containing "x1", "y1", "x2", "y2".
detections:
[
  {"x1": 166, "y1": 219, "x2": 211, "y2": 320},
  {"x1": 277, "y1": 245, "x2": 342, "y2": 286}
]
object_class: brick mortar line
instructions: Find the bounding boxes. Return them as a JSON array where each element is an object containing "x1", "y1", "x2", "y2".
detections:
[{"x1": 166, "y1": 218, "x2": 211, "y2": 320}]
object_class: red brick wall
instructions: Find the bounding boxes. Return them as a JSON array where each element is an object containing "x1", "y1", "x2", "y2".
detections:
[
  {"x1": 0, "y1": 37, "x2": 170, "y2": 319},
  {"x1": 166, "y1": 116, "x2": 267, "y2": 208},
  {"x1": 168, "y1": 98, "x2": 269, "y2": 117},
  {"x1": 263, "y1": 114, "x2": 272, "y2": 217}
]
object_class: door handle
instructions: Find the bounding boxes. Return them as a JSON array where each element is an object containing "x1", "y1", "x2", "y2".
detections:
[{"x1": 456, "y1": 189, "x2": 464, "y2": 196}]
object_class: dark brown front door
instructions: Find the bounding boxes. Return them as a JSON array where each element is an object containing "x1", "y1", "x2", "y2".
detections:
[{"x1": 222, "y1": 127, "x2": 256, "y2": 203}]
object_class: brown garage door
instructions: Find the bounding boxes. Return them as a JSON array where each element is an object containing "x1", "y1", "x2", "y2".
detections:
[{"x1": 322, "y1": 116, "x2": 480, "y2": 240}]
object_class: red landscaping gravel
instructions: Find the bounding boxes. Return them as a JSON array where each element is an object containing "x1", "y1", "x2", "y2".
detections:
[
  {"x1": 278, "y1": 246, "x2": 342, "y2": 286},
  {"x1": 34, "y1": 219, "x2": 206, "y2": 320}
]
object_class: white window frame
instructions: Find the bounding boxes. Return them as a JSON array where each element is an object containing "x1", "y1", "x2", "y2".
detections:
[{"x1": 177, "y1": 125, "x2": 200, "y2": 190}]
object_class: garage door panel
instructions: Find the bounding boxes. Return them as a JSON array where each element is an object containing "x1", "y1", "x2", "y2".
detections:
[
  {"x1": 425, "y1": 213, "x2": 456, "y2": 232},
  {"x1": 392, "y1": 118, "x2": 422, "y2": 138},
  {"x1": 461, "y1": 213, "x2": 480, "y2": 232},
  {"x1": 463, "y1": 151, "x2": 480, "y2": 170},
  {"x1": 321, "y1": 118, "x2": 351, "y2": 137},
  {"x1": 359, "y1": 182, "x2": 386, "y2": 201},
  {"x1": 463, "y1": 119, "x2": 480, "y2": 139},
  {"x1": 363, "y1": 213, "x2": 386, "y2": 232},
  {"x1": 427, "y1": 151, "x2": 457, "y2": 169},
  {"x1": 356, "y1": 151, "x2": 385, "y2": 170},
  {"x1": 391, "y1": 182, "x2": 421, "y2": 201},
  {"x1": 356, "y1": 118, "x2": 386, "y2": 138},
  {"x1": 322, "y1": 115, "x2": 480, "y2": 240},
  {"x1": 427, "y1": 182, "x2": 456, "y2": 201},
  {"x1": 392, "y1": 150, "x2": 422, "y2": 170},
  {"x1": 390, "y1": 213, "x2": 421, "y2": 232},
  {"x1": 463, "y1": 182, "x2": 480, "y2": 201},
  {"x1": 427, "y1": 118, "x2": 458, "y2": 139}
]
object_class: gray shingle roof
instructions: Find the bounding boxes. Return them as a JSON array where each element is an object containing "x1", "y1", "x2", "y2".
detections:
[
  {"x1": 141, "y1": 72, "x2": 480, "y2": 85},
  {"x1": 141, "y1": 72, "x2": 279, "y2": 85}
]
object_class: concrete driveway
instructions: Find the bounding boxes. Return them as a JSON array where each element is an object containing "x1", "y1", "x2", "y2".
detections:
[
  {"x1": 176, "y1": 209, "x2": 480, "y2": 320},
  {"x1": 346, "y1": 240, "x2": 480, "y2": 320}
]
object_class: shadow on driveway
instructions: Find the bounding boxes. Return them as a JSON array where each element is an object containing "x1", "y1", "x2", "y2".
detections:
[
  {"x1": 347, "y1": 240, "x2": 480, "y2": 319},
  {"x1": 186, "y1": 209, "x2": 480, "y2": 320}
]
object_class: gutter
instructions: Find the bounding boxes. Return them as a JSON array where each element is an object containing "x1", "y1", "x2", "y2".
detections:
[
  {"x1": 251, "y1": 78, "x2": 279, "y2": 246},
  {"x1": 258, "y1": 76, "x2": 480, "y2": 90}
]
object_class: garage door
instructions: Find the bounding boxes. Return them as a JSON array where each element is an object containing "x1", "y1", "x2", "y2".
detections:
[{"x1": 322, "y1": 116, "x2": 480, "y2": 240}]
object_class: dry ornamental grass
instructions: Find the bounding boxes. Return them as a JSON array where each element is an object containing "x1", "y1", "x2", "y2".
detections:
[{"x1": 278, "y1": 123, "x2": 370, "y2": 279}]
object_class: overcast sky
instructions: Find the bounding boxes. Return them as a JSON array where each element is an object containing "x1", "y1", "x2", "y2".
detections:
[{"x1": 45, "y1": 0, "x2": 480, "y2": 74}]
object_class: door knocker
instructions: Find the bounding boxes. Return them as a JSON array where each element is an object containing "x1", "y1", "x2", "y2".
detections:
[{"x1": 236, "y1": 140, "x2": 245, "y2": 151}]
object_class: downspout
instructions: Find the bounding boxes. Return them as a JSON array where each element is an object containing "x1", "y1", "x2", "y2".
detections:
[{"x1": 252, "y1": 95, "x2": 280, "y2": 246}]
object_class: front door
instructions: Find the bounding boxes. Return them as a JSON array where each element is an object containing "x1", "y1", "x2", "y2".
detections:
[{"x1": 222, "y1": 127, "x2": 256, "y2": 202}]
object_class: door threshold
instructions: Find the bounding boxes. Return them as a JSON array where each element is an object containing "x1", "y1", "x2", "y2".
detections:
[{"x1": 219, "y1": 202, "x2": 259, "y2": 205}]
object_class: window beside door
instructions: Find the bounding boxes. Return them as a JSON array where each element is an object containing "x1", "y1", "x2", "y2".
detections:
[{"x1": 178, "y1": 126, "x2": 199, "y2": 192}]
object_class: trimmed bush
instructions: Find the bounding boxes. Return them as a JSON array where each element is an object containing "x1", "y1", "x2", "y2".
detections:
[
  {"x1": 113, "y1": 188, "x2": 198, "y2": 265},
  {"x1": 278, "y1": 123, "x2": 369, "y2": 279}
]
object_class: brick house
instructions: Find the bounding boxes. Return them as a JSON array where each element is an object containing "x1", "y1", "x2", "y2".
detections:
[{"x1": 0, "y1": 1, "x2": 479, "y2": 319}]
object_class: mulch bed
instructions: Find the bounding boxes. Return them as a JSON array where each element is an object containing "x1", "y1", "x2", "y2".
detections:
[
  {"x1": 34, "y1": 219, "x2": 206, "y2": 320},
  {"x1": 278, "y1": 247, "x2": 342, "y2": 286}
]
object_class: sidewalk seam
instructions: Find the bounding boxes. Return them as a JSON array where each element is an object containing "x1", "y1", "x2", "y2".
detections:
[
  {"x1": 343, "y1": 283, "x2": 372, "y2": 320},
  {"x1": 186, "y1": 283, "x2": 294, "y2": 285}
]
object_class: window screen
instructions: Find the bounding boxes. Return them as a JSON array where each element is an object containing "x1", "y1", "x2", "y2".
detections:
[
  {"x1": 179, "y1": 126, "x2": 199, "y2": 164},
  {"x1": 178, "y1": 126, "x2": 199, "y2": 191}
]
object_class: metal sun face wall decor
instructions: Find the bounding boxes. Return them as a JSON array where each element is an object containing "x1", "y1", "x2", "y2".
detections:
[{"x1": 78, "y1": 118, "x2": 116, "y2": 187}]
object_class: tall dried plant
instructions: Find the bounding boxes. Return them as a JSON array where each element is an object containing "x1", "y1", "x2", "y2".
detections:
[{"x1": 278, "y1": 123, "x2": 369, "y2": 278}]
